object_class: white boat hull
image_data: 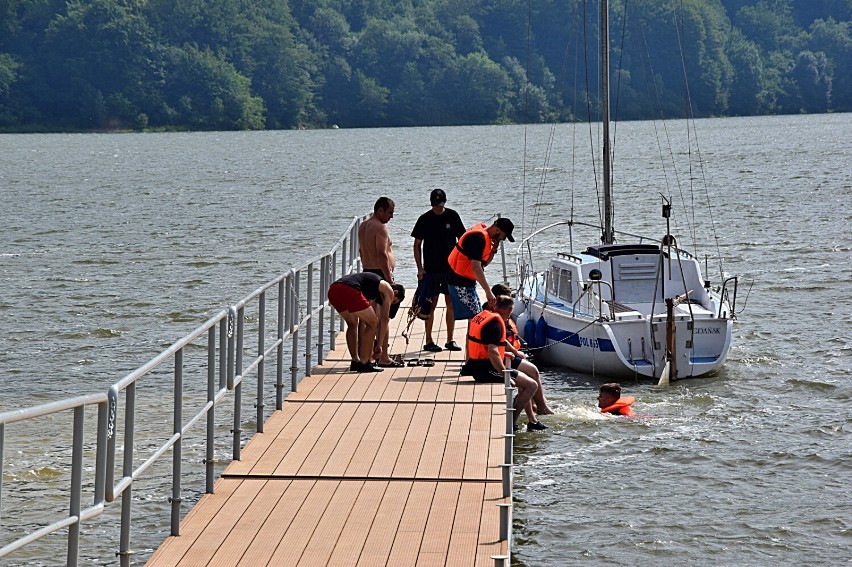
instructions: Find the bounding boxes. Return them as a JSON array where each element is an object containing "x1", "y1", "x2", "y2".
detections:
[
  {"x1": 513, "y1": 243, "x2": 736, "y2": 382},
  {"x1": 515, "y1": 300, "x2": 732, "y2": 380}
]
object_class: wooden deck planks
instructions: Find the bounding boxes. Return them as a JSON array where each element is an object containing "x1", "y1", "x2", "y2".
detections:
[
  {"x1": 326, "y1": 480, "x2": 389, "y2": 565},
  {"x1": 148, "y1": 300, "x2": 510, "y2": 566},
  {"x1": 207, "y1": 479, "x2": 292, "y2": 567},
  {"x1": 356, "y1": 481, "x2": 413, "y2": 566},
  {"x1": 321, "y1": 402, "x2": 381, "y2": 477}
]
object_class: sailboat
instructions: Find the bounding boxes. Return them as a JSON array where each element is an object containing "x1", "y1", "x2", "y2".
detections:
[{"x1": 513, "y1": 0, "x2": 738, "y2": 382}]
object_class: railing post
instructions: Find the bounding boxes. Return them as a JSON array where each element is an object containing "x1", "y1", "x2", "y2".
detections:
[
  {"x1": 317, "y1": 256, "x2": 326, "y2": 366},
  {"x1": 219, "y1": 319, "x2": 227, "y2": 391},
  {"x1": 285, "y1": 270, "x2": 296, "y2": 392},
  {"x1": 291, "y1": 269, "x2": 300, "y2": 391},
  {"x1": 94, "y1": 400, "x2": 108, "y2": 507},
  {"x1": 504, "y1": 369, "x2": 515, "y2": 436},
  {"x1": 352, "y1": 218, "x2": 361, "y2": 271},
  {"x1": 233, "y1": 307, "x2": 244, "y2": 461},
  {"x1": 306, "y1": 262, "x2": 314, "y2": 376},
  {"x1": 170, "y1": 349, "x2": 184, "y2": 536},
  {"x1": 67, "y1": 405, "x2": 84, "y2": 566},
  {"x1": 227, "y1": 308, "x2": 236, "y2": 390},
  {"x1": 342, "y1": 235, "x2": 349, "y2": 278},
  {"x1": 502, "y1": 368, "x2": 514, "y2": 499},
  {"x1": 118, "y1": 382, "x2": 136, "y2": 567},
  {"x1": 105, "y1": 388, "x2": 118, "y2": 503},
  {"x1": 498, "y1": 502, "x2": 511, "y2": 541},
  {"x1": 256, "y1": 292, "x2": 266, "y2": 433},
  {"x1": 331, "y1": 251, "x2": 341, "y2": 337},
  {"x1": 0, "y1": 422, "x2": 4, "y2": 526},
  {"x1": 206, "y1": 327, "x2": 216, "y2": 493},
  {"x1": 276, "y1": 279, "x2": 285, "y2": 410},
  {"x1": 498, "y1": 213, "x2": 508, "y2": 284}
]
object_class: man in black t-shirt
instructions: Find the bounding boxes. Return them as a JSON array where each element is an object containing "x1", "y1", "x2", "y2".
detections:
[{"x1": 411, "y1": 189, "x2": 466, "y2": 352}]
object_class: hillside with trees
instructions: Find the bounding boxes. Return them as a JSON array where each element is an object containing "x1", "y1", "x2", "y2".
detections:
[{"x1": 0, "y1": 0, "x2": 849, "y2": 131}]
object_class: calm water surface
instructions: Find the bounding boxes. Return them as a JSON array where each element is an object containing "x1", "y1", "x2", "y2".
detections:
[{"x1": 1, "y1": 114, "x2": 850, "y2": 565}]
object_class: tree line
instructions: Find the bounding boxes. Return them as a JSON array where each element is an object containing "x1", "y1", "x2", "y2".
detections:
[{"x1": 0, "y1": 0, "x2": 849, "y2": 131}]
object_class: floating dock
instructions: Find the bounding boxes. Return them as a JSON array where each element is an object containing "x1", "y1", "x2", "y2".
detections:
[{"x1": 148, "y1": 305, "x2": 512, "y2": 566}]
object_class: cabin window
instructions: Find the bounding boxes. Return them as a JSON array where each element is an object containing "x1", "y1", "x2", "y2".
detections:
[
  {"x1": 547, "y1": 267, "x2": 559, "y2": 297},
  {"x1": 558, "y1": 269, "x2": 572, "y2": 302}
]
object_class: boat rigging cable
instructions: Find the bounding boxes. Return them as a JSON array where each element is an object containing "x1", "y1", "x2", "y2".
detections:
[{"x1": 637, "y1": 0, "x2": 730, "y2": 282}]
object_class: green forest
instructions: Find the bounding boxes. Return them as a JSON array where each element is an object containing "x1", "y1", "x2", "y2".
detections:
[{"x1": 0, "y1": 0, "x2": 850, "y2": 131}]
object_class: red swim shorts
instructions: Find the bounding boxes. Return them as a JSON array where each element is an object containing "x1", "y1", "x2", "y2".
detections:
[{"x1": 327, "y1": 282, "x2": 371, "y2": 313}]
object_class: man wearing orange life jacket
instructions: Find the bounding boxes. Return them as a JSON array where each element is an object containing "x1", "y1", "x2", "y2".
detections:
[
  {"x1": 460, "y1": 295, "x2": 544, "y2": 431},
  {"x1": 490, "y1": 283, "x2": 554, "y2": 417},
  {"x1": 598, "y1": 383, "x2": 636, "y2": 416},
  {"x1": 446, "y1": 218, "x2": 515, "y2": 320}
]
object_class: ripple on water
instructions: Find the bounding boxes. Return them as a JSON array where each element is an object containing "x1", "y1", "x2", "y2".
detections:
[{"x1": 3, "y1": 118, "x2": 851, "y2": 564}]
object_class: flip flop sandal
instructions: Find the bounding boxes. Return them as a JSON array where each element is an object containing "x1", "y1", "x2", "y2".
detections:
[{"x1": 422, "y1": 358, "x2": 435, "y2": 367}]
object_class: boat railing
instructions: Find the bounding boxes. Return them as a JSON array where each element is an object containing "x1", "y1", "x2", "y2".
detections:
[
  {"x1": 719, "y1": 275, "x2": 739, "y2": 318},
  {"x1": 514, "y1": 220, "x2": 668, "y2": 276},
  {"x1": 576, "y1": 281, "x2": 615, "y2": 321},
  {"x1": 0, "y1": 215, "x2": 365, "y2": 566}
]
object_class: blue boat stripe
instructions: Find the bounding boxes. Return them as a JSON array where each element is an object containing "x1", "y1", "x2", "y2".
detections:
[{"x1": 546, "y1": 326, "x2": 615, "y2": 352}]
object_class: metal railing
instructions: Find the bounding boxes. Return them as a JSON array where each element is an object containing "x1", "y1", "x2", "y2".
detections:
[
  {"x1": 0, "y1": 394, "x2": 109, "y2": 565},
  {"x1": 0, "y1": 215, "x2": 364, "y2": 566},
  {"x1": 492, "y1": 368, "x2": 515, "y2": 567}
]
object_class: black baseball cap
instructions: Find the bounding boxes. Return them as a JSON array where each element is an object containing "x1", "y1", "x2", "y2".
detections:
[
  {"x1": 430, "y1": 189, "x2": 447, "y2": 206},
  {"x1": 494, "y1": 218, "x2": 515, "y2": 242}
]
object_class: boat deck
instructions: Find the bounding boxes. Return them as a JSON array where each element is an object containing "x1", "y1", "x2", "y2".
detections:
[{"x1": 147, "y1": 304, "x2": 511, "y2": 566}]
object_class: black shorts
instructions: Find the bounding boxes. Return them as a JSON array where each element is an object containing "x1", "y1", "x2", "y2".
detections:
[
  {"x1": 424, "y1": 271, "x2": 449, "y2": 296},
  {"x1": 462, "y1": 359, "x2": 517, "y2": 383}
]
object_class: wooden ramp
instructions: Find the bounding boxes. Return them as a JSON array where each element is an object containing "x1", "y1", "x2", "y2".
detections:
[{"x1": 148, "y1": 304, "x2": 512, "y2": 566}]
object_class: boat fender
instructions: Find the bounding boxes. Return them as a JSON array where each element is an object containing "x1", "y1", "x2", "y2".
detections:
[
  {"x1": 535, "y1": 316, "x2": 548, "y2": 349},
  {"x1": 524, "y1": 317, "x2": 537, "y2": 349}
]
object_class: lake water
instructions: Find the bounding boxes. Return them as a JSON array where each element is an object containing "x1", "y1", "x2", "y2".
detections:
[{"x1": 1, "y1": 114, "x2": 850, "y2": 565}]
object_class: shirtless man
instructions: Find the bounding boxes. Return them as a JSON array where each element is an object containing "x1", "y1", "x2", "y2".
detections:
[
  {"x1": 358, "y1": 196, "x2": 400, "y2": 366},
  {"x1": 359, "y1": 197, "x2": 395, "y2": 282}
]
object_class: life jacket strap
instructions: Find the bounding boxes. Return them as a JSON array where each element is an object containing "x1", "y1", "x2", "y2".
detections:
[{"x1": 466, "y1": 334, "x2": 505, "y2": 347}]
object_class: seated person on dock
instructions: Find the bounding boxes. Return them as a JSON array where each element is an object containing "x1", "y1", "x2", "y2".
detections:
[
  {"x1": 327, "y1": 272, "x2": 405, "y2": 372},
  {"x1": 491, "y1": 283, "x2": 553, "y2": 417},
  {"x1": 460, "y1": 295, "x2": 546, "y2": 432},
  {"x1": 598, "y1": 383, "x2": 636, "y2": 416}
]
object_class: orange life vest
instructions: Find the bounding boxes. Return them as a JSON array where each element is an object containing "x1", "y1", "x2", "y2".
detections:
[
  {"x1": 506, "y1": 318, "x2": 521, "y2": 350},
  {"x1": 448, "y1": 223, "x2": 491, "y2": 281},
  {"x1": 600, "y1": 397, "x2": 636, "y2": 416},
  {"x1": 466, "y1": 310, "x2": 506, "y2": 361}
]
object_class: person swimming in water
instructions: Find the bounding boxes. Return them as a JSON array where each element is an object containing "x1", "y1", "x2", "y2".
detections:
[{"x1": 597, "y1": 383, "x2": 636, "y2": 416}]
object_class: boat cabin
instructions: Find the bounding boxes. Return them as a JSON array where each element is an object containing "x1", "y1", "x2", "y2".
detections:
[{"x1": 547, "y1": 243, "x2": 716, "y2": 320}]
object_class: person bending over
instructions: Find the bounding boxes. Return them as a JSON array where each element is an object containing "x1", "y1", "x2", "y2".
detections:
[
  {"x1": 327, "y1": 271, "x2": 404, "y2": 373},
  {"x1": 447, "y1": 217, "x2": 515, "y2": 320}
]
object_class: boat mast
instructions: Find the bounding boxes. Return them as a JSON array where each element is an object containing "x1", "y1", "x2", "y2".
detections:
[{"x1": 601, "y1": 0, "x2": 614, "y2": 244}]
